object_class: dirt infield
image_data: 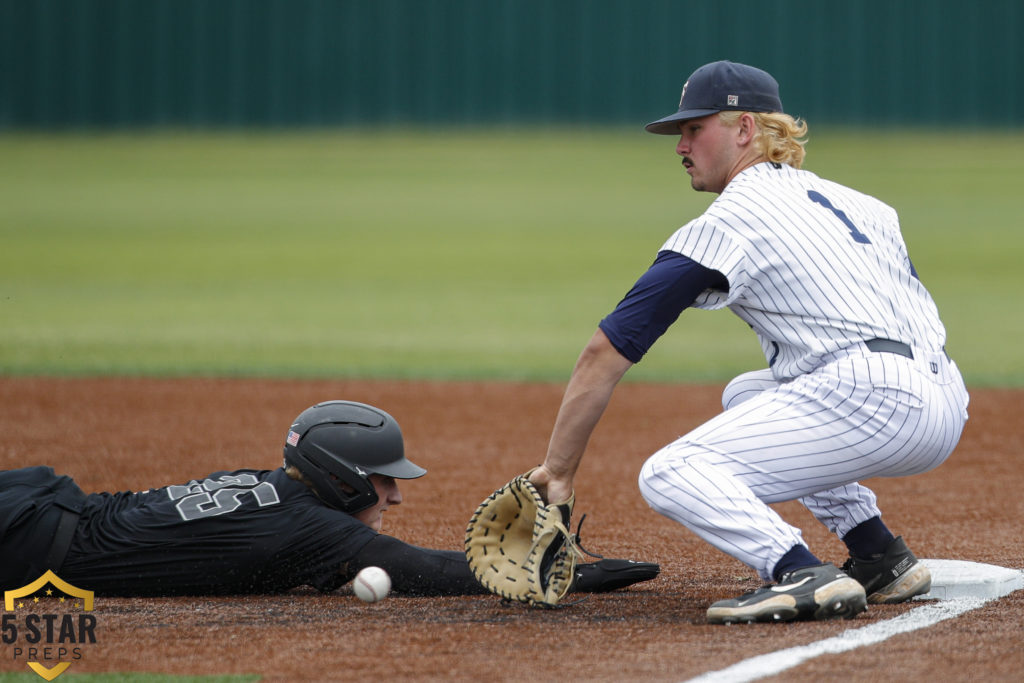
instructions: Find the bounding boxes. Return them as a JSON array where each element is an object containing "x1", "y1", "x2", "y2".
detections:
[{"x1": 1, "y1": 376, "x2": 1022, "y2": 681}]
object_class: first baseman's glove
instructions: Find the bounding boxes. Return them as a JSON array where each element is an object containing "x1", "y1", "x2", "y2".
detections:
[{"x1": 465, "y1": 468, "x2": 583, "y2": 608}]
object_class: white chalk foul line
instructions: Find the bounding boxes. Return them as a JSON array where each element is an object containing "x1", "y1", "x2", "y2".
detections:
[
  {"x1": 684, "y1": 597, "x2": 988, "y2": 683},
  {"x1": 683, "y1": 565, "x2": 1024, "y2": 683}
]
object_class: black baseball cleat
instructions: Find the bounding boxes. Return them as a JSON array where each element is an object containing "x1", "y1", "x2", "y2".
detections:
[
  {"x1": 706, "y1": 563, "x2": 867, "y2": 625},
  {"x1": 572, "y1": 559, "x2": 661, "y2": 593},
  {"x1": 842, "y1": 536, "x2": 932, "y2": 604}
]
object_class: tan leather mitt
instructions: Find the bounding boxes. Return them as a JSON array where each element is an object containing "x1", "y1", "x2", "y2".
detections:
[{"x1": 465, "y1": 468, "x2": 582, "y2": 608}]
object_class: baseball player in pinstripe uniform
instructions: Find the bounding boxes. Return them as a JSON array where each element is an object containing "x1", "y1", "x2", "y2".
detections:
[{"x1": 526, "y1": 61, "x2": 969, "y2": 623}]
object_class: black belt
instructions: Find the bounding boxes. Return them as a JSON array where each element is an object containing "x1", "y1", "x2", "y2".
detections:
[
  {"x1": 39, "y1": 487, "x2": 85, "y2": 576},
  {"x1": 864, "y1": 338, "x2": 914, "y2": 359},
  {"x1": 43, "y1": 507, "x2": 81, "y2": 572}
]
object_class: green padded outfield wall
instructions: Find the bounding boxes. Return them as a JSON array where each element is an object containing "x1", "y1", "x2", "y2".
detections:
[{"x1": 1, "y1": 0, "x2": 1020, "y2": 128}]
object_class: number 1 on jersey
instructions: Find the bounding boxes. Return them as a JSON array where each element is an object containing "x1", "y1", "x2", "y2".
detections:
[{"x1": 807, "y1": 190, "x2": 871, "y2": 244}]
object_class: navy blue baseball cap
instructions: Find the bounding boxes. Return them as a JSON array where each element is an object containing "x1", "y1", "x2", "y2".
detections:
[{"x1": 645, "y1": 61, "x2": 783, "y2": 135}]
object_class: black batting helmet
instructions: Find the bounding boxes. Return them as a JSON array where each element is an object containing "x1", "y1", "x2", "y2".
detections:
[{"x1": 283, "y1": 400, "x2": 426, "y2": 514}]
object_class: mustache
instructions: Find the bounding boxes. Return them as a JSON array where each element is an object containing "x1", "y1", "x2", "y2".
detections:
[{"x1": 681, "y1": 157, "x2": 693, "y2": 167}]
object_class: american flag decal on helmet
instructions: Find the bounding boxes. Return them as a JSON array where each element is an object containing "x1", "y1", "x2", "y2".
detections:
[{"x1": 286, "y1": 430, "x2": 300, "y2": 446}]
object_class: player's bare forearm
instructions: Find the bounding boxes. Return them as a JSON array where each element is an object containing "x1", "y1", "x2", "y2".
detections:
[{"x1": 533, "y1": 328, "x2": 632, "y2": 503}]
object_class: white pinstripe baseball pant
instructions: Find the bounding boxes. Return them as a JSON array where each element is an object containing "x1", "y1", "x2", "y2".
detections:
[{"x1": 638, "y1": 346, "x2": 969, "y2": 579}]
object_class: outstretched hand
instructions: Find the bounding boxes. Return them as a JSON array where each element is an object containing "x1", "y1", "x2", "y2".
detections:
[{"x1": 527, "y1": 465, "x2": 574, "y2": 507}]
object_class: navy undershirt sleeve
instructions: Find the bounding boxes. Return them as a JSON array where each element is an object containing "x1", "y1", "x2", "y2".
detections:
[{"x1": 599, "y1": 250, "x2": 728, "y2": 363}]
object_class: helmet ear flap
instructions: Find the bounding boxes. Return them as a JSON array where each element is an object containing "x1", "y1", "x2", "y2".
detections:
[{"x1": 289, "y1": 443, "x2": 379, "y2": 513}]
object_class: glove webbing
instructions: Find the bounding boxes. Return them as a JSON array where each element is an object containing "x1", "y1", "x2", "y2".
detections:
[{"x1": 524, "y1": 504, "x2": 584, "y2": 605}]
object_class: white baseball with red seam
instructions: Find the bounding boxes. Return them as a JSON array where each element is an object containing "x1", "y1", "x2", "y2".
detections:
[{"x1": 353, "y1": 566, "x2": 391, "y2": 603}]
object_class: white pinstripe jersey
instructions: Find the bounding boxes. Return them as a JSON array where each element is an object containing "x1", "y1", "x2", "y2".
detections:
[{"x1": 661, "y1": 162, "x2": 947, "y2": 380}]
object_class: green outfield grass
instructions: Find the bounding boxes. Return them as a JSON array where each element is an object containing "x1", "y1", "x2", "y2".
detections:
[{"x1": 1, "y1": 128, "x2": 1021, "y2": 386}]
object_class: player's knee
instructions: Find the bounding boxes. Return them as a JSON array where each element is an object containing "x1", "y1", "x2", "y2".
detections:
[
  {"x1": 722, "y1": 368, "x2": 778, "y2": 410},
  {"x1": 638, "y1": 450, "x2": 684, "y2": 514},
  {"x1": 639, "y1": 444, "x2": 728, "y2": 514},
  {"x1": 637, "y1": 460, "x2": 660, "y2": 511}
]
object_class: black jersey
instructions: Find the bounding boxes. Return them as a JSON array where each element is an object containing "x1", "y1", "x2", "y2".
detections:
[
  {"x1": 3, "y1": 466, "x2": 655, "y2": 597},
  {"x1": 59, "y1": 468, "x2": 377, "y2": 596}
]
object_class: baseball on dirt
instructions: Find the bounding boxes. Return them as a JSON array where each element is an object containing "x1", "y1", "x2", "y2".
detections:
[{"x1": 353, "y1": 566, "x2": 391, "y2": 603}]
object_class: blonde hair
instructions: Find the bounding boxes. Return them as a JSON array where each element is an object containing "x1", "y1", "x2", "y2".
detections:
[
  {"x1": 285, "y1": 463, "x2": 356, "y2": 496},
  {"x1": 284, "y1": 464, "x2": 312, "y2": 486},
  {"x1": 719, "y1": 110, "x2": 808, "y2": 168}
]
